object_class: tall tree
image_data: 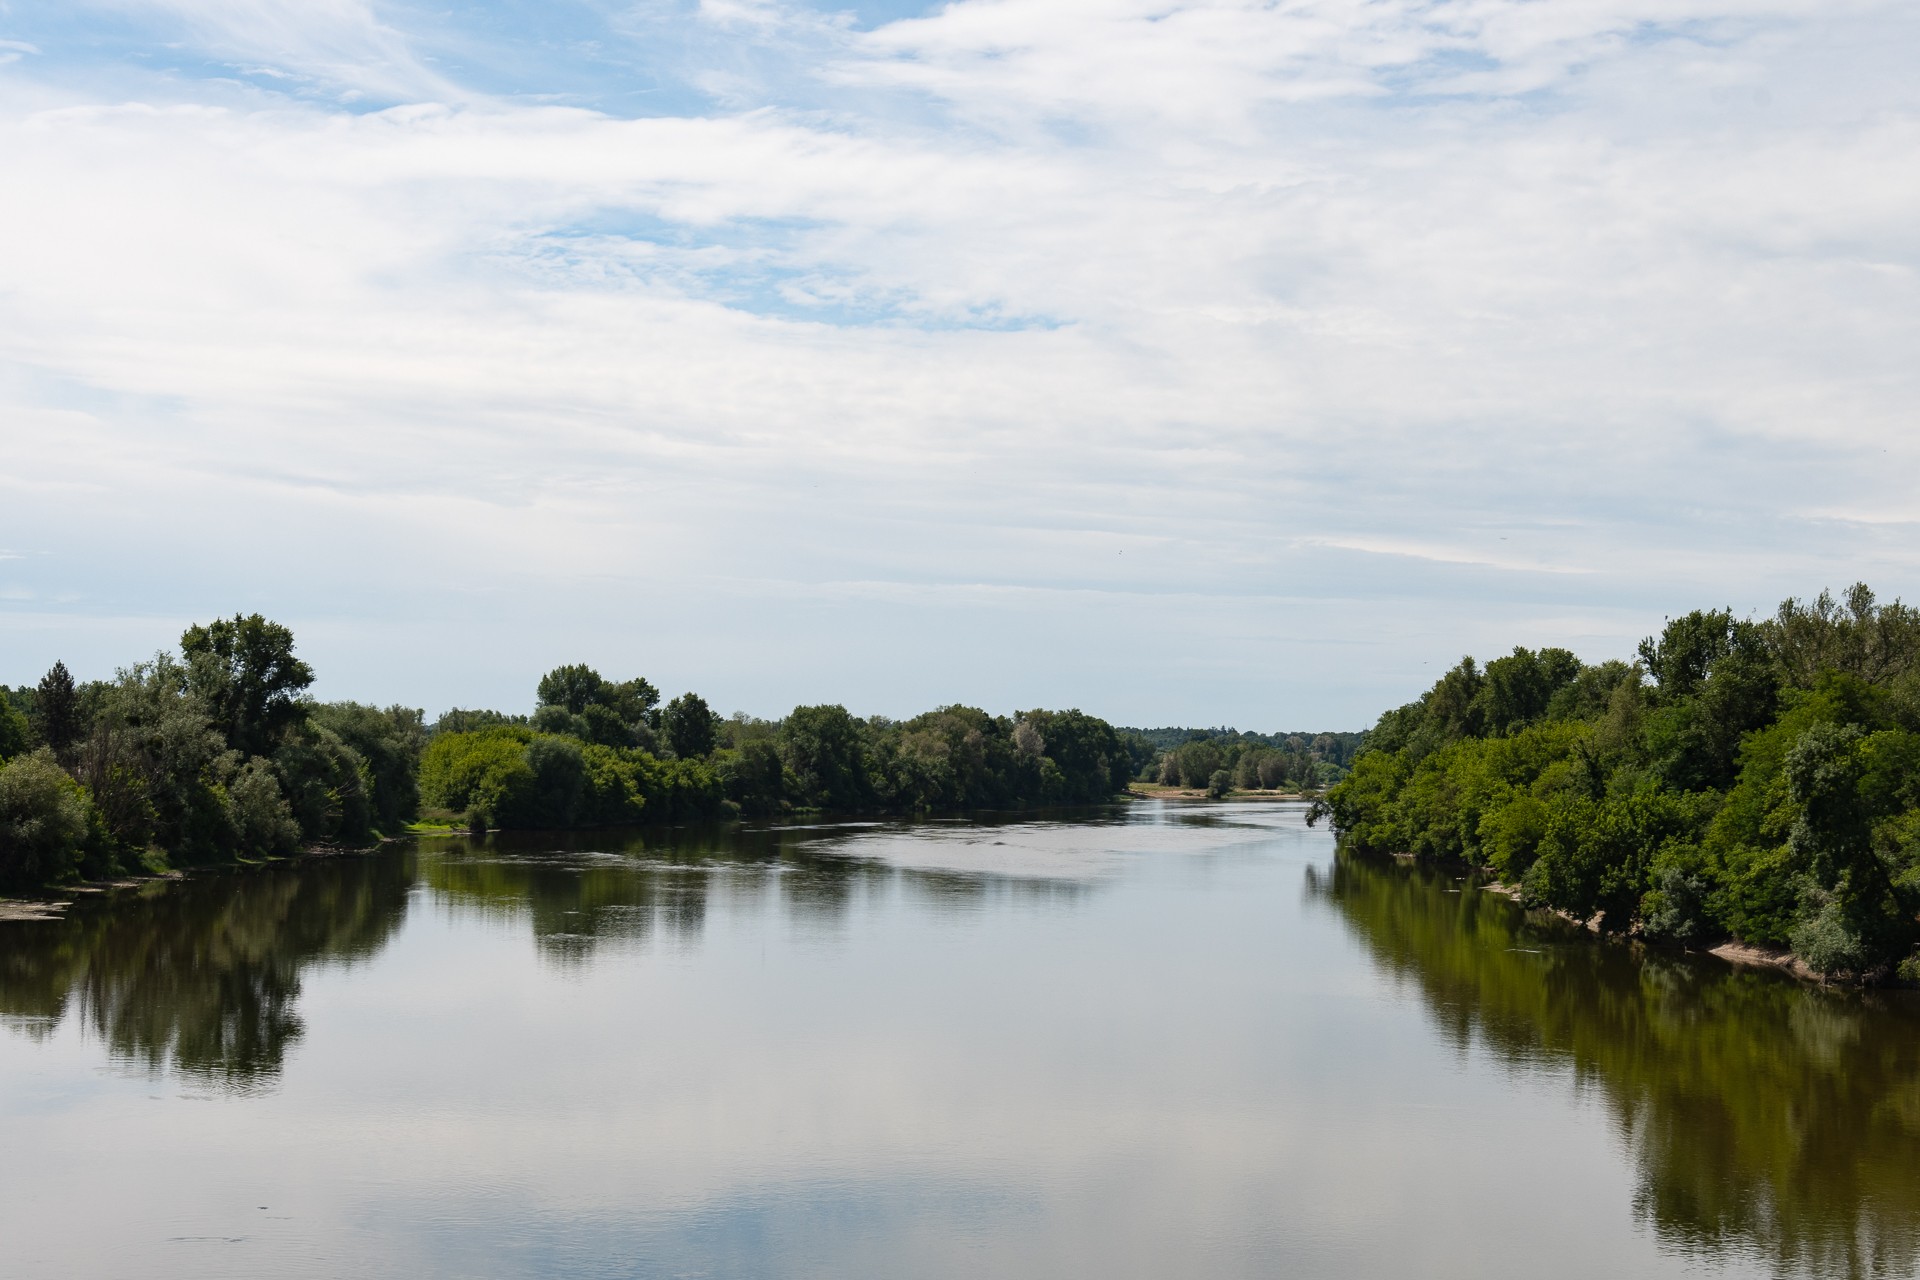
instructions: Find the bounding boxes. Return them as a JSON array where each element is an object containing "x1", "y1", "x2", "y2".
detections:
[
  {"x1": 33, "y1": 661, "x2": 82, "y2": 760},
  {"x1": 0, "y1": 693, "x2": 27, "y2": 762},
  {"x1": 664, "y1": 693, "x2": 718, "y2": 759},
  {"x1": 180, "y1": 615, "x2": 315, "y2": 756},
  {"x1": 780, "y1": 705, "x2": 872, "y2": 812},
  {"x1": 535, "y1": 664, "x2": 608, "y2": 715}
]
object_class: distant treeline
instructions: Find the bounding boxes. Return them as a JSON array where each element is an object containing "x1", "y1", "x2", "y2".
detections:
[
  {"x1": 1317, "y1": 584, "x2": 1920, "y2": 982},
  {"x1": 0, "y1": 619, "x2": 1138, "y2": 892},
  {"x1": 423, "y1": 666, "x2": 1137, "y2": 831},
  {"x1": 1121, "y1": 726, "x2": 1365, "y2": 794}
]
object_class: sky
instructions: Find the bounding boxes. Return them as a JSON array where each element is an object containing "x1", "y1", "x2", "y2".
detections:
[{"x1": 1, "y1": 0, "x2": 1917, "y2": 729}]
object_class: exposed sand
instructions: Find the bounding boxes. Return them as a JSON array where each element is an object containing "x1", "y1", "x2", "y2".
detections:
[
  {"x1": 0, "y1": 898, "x2": 68, "y2": 922},
  {"x1": 1127, "y1": 785, "x2": 1310, "y2": 802},
  {"x1": 1485, "y1": 884, "x2": 1821, "y2": 979},
  {"x1": 1709, "y1": 941, "x2": 1819, "y2": 981}
]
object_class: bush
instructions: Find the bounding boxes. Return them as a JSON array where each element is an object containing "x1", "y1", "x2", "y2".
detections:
[
  {"x1": 717, "y1": 739, "x2": 785, "y2": 815},
  {"x1": 1791, "y1": 894, "x2": 1872, "y2": 978},
  {"x1": 310, "y1": 703, "x2": 424, "y2": 832},
  {"x1": 421, "y1": 727, "x2": 537, "y2": 826},
  {"x1": 228, "y1": 757, "x2": 301, "y2": 856},
  {"x1": 0, "y1": 697, "x2": 30, "y2": 762},
  {"x1": 0, "y1": 749, "x2": 95, "y2": 890},
  {"x1": 274, "y1": 724, "x2": 375, "y2": 845}
]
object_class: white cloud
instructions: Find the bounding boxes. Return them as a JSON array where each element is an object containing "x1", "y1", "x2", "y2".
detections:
[{"x1": 0, "y1": 0, "x2": 1916, "y2": 723}]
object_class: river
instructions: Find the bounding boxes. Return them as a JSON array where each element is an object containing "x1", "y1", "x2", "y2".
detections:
[{"x1": 2, "y1": 801, "x2": 1917, "y2": 1278}]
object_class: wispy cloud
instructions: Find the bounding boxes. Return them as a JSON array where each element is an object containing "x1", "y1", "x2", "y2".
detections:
[
  {"x1": 68, "y1": 0, "x2": 464, "y2": 101},
  {"x1": 1301, "y1": 538, "x2": 1598, "y2": 577}
]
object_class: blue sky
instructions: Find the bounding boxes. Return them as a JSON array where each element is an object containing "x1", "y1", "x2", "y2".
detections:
[{"x1": 2, "y1": 0, "x2": 1918, "y2": 728}]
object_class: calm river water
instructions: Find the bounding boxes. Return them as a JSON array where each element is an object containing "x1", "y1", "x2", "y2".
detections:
[{"x1": 3, "y1": 801, "x2": 1919, "y2": 1278}]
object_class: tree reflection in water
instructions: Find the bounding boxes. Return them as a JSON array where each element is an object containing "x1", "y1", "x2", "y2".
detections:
[
  {"x1": 0, "y1": 819, "x2": 1096, "y2": 1084},
  {"x1": 418, "y1": 820, "x2": 1094, "y2": 964},
  {"x1": 0, "y1": 852, "x2": 414, "y2": 1091},
  {"x1": 1307, "y1": 849, "x2": 1920, "y2": 1280}
]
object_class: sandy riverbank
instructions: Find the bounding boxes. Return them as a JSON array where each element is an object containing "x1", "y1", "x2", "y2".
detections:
[{"x1": 1126, "y1": 785, "x2": 1312, "y2": 802}]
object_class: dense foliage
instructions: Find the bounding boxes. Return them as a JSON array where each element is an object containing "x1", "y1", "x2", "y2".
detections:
[
  {"x1": 423, "y1": 674, "x2": 1137, "y2": 830},
  {"x1": 1, "y1": 622, "x2": 1139, "y2": 890},
  {"x1": 0, "y1": 616, "x2": 423, "y2": 893},
  {"x1": 1316, "y1": 585, "x2": 1920, "y2": 980}
]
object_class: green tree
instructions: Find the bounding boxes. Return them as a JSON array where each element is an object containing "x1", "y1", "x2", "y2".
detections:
[
  {"x1": 536, "y1": 663, "x2": 608, "y2": 715},
  {"x1": 310, "y1": 703, "x2": 424, "y2": 832},
  {"x1": 1639, "y1": 609, "x2": 1740, "y2": 700},
  {"x1": 433, "y1": 707, "x2": 524, "y2": 736},
  {"x1": 781, "y1": 705, "x2": 873, "y2": 812},
  {"x1": 273, "y1": 722, "x2": 374, "y2": 846},
  {"x1": 420, "y1": 727, "x2": 536, "y2": 828},
  {"x1": 1769, "y1": 583, "x2": 1920, "y2": 689},
  {"x1": 180, "y1": 614, "x2": 315, "y2": 757},
  {"x1": 526, "y1": 735, "x2": 587, "y2": 826},
  {"x1": 664, "y1": 692, "x2": 718, "y2": 759},
  {"x1": 228, "y1": 757, "x2": 301, "y2": 856},
  {"x1": 0, "y1": 692, "x2": 28, "y2": 762},
  {"x1": 717, "y1": 739, "x2": 785, "y2": 815},
  {"x1": 1781, "y1": 722, "x2": 1919, "y2": 975},
  {"x1": 33, "y1": 661, "x2": 83, "y2": 760},
  {"x1": 0, "y1": 748, "x2": 96, "y2": 890},
  {"x1": 534, "y1": 666, "x2": 660, "y2": 748},
  {"x1": 1021, "y1": 709, "x2": 1130, "y2": 801},
  {"x1": 1640, "y1": 613, "x2": 1779, "y2": 792},
  {"x1": 604, "y1": 677, "x2": 661, "y2": 726},
  {"x1": 1476, "y1": 647, "x2": 1579, "y2": 736},
  {"x1": 87, "y1": 656, "x2": 240, "y2": 865},
  {"x1": 1175, "y1": 740, "x2": 1223, "y2": 788}
]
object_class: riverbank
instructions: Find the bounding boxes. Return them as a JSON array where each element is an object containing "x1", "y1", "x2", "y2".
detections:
[
  {"x1": 1481, "y1": 875, "x2": 1833, "y2": 984},
  {"x1": 0, "y1": 870, "x2": 183, "y2": 922},
  {"x1": 1127, "y1": 784, "x2": 1313, "y2": 802},
  {"x1": 0, "y1": 840, "x2": 391, "y2": 924}
]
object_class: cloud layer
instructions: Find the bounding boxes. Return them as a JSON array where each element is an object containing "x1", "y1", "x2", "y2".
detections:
[{"x1": 2, "y1": 0, "x2": 1917, "y2": 725}]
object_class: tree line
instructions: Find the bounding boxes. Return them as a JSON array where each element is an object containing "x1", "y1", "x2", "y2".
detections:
[
  {"x1": 1315, "y1": 584, "x2": 1920, "y2": 981},
  {"x1": 0, "y1": 616, "x2": 421, "y2": 894},
  {"x1": 0, "y1": 617, "x2": 1139, "y2": 892},
  {"x1": 422, "y1": 668, "x2": 1137, "y2": 832},
  {"x1": 1124, "y1": 726, "x2": 1364, "y2": 796}
]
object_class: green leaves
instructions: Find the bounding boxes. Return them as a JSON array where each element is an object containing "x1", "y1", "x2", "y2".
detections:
[
  {"x1": 1322, "y1": 583, "x2": 1920, "y2": 977},
  {"x1": 180, "y1": 614, "x2": 314, "y2": 758},
  {"x1": 0, "y1": 749, "x2": 96, "y2": 890}
]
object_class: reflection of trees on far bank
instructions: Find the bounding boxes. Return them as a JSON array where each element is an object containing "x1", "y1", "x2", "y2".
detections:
[
  {"x1": 419, "y1": 817, "x2": 1101, "y2": 961},
  {"x1": 1307, "y1": 849, "x2": 1920, "y2": 1280},
  {"x1": 0, "y1": 851, "x2": 414, "y2": 1091},
  {"x1": 0, "y1": 814, "x2": 1111, "y2": 1084}
]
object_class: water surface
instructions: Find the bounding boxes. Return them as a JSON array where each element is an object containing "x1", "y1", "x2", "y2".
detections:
[{"x1": 3, "y1": 802, "x2": 1917, "y2": 1278}]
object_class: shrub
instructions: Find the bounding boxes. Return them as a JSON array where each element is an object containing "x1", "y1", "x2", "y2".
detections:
[
  {"x1": 228, "y1": 757, "x2": 301, "y2": 856},
  {"x1": 0, "y1": 749, "x2": 95, "y2": 890},
  {"x1": 421, "y1": 728, "x2": 536, "y2": 826}
]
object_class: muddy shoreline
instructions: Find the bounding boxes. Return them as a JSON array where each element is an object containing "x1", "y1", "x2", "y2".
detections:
[{"x1": 0, "y1": 840, "x2": 396, "y2": 924}]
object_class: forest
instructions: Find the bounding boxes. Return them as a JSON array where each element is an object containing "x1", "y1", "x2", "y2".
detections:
[
  {"x1": 0, "y1": 617, "x2": 1141, "y2": 892},
  {"x1": 1316, "y1": 584, "x2": 1920, "y2": 981}
]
